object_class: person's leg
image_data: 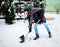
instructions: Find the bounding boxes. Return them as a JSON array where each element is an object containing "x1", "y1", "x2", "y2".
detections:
[
  {"x1": 43, "y1": 23, "x2": 51, "y2": 38},
  {"x1": 34, "y1": 24, "x2": 39, "y2": 40}
]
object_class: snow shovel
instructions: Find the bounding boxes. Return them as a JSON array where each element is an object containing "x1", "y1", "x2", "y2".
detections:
[
  {"x1": 19, "y1": 32, "x2": 29, "y2": 43},
  {"x1": 20, "y1": 20, "x2": 40, "y2": 43}
]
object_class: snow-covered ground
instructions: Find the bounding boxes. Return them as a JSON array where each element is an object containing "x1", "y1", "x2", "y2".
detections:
[{"x1": 0, "y1": 13, "x2": 60, "y2": 47}]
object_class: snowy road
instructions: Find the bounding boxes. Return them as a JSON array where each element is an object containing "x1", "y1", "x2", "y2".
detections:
[{"x1": 0, "y1": 13, "x2": 60, "y2": 47}]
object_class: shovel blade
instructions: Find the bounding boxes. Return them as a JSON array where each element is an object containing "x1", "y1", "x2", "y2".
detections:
[{"x1": 19, "y1": 35, "x2": 25, "y2": 43}]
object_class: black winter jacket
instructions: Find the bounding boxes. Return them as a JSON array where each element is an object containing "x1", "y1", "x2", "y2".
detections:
[{"x1": 27, "y1": 8, "x2": 46, "y2": 24}]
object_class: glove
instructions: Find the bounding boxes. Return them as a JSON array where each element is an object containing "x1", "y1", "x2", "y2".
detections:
[{"x1": 29, "y1": 28, "x2": 31, "y2": 33}]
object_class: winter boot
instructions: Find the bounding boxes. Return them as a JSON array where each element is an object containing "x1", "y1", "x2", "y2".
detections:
[
  {"x1": 34, "y1": 34, "x2": 39, "y2": 40},
  {"x1": 20, "y1": 35, "x2": 25, "y2": 43},
  {"x1": 48, "y1": 32, "x2": 51, "y2": 38}
]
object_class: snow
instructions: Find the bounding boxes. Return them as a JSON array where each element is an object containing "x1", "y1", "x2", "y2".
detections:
[{"x1": 0, "y1": 13, "x2": 60, "y2": 47}]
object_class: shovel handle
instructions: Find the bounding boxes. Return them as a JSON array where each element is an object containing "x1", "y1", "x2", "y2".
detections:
[{"x1": 25, "y1": 32, "x2": 29, "y2": 38}]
